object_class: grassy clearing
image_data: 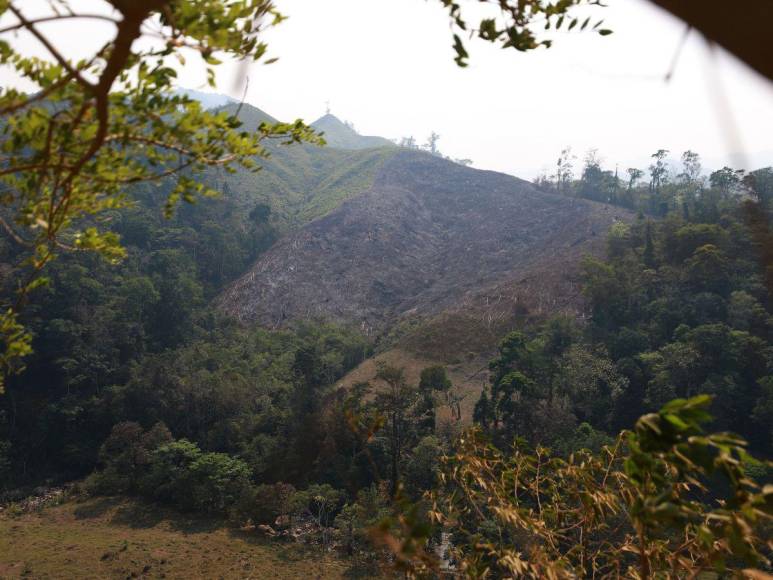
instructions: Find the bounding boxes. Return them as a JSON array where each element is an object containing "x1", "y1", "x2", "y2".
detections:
[
  {"x1": 0, "y1": 497, "x2": 347, "y2": 579},
  {"x1": 337, "y1": 347, "x2": 489, "y2": 424}
]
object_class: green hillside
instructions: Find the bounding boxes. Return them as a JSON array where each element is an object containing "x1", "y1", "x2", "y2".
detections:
[
  {"x1": 311, "y1": 114, "x2": 396, "y2": 150},
  {"x1": 207, "y1": 104, "x2": 397, "y2": 231}
]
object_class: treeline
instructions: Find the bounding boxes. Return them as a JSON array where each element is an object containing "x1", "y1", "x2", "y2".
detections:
[
  {"x1": 397, "y1": 131, "x2": 473, "y2": 166},
  {"x1": 394, "y1": 156, "x2": 773, "y2": 577},
  {"x1": 537, "y1": 147, "x2": 772, "y2": 217},
  {"x1": 0, "y1": 177, "x2": 276, "y2": 484},
  {"x1": 82, "y1": 362, "x2": 461, "y2": 572},
  {"x1": 476, "y1": 156, "x2": 773, "y2": 455},
  {"x1": 0, "y1": 143, "x2": 770, "y2": 576}
]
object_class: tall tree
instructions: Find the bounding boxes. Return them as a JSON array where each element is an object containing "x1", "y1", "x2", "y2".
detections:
[
  {"x1": 372, "y1": 364, "x2": 418, "y2": 497},
  {"x1": 424, "y1": 132, "x2": 441, "y2": 156},
  {"x1": 554, "y1": 146, "x2": 575, "y2": 195},
  {"x1": 678, "y1": 150, "x2": 703, "y2": 185},
  {"x1": 0, "y1": 1, "x2": 321, "y2": 388},
  {"x1": 648, "y1": 149, "x2": 670, "y2": 192},
  {"x1": 626, "y1": 168, "x2": 644, "y2": 191}
]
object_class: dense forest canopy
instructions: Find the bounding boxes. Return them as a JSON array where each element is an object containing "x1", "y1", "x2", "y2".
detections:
[{"x1": 0, "y1": 1, "x2": 772, "y2": 579}]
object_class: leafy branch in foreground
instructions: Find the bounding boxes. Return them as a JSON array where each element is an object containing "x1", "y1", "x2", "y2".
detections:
[
  {"x1": 0, "y1": 0, "x2": 322, "y2": 389},
  {"x1": 439, "y1": 0, "x2": 612, "y2": 67},
  {"x1": 379, "y1": 395, "x2": 773, "y2": 578}
]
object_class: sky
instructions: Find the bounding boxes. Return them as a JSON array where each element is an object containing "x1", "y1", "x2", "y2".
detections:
[{"x1": 2, "y1": 0, "x2": 772, "y2": 180}]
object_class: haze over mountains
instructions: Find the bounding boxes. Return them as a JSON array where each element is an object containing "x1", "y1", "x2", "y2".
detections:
[{"x1": 182, "y1": 91, "x2": 630, "y2": 367}]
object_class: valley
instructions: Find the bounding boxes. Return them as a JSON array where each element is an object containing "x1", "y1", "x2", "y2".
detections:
[{"x1": 1, "y1": 75, "x2": 770, "y2": 579}]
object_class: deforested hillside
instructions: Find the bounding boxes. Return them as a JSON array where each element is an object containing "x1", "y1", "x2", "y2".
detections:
[{"x1": 219, "y1": 150, "x2": 631, "y2": 334}]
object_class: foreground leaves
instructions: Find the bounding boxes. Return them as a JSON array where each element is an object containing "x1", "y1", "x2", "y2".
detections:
[
  {"x1": 0, "y1": 1, "x2": 322, "y2": 388},
  {"x1": 383, "y1": 395, "x2": 772, "y2": 578}
]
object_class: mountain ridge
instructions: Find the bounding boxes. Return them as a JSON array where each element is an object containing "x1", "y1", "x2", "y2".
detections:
[
  {"x1": 311, "y1": 113, "x2": 396, "y2": 150},
  {"x1": 218, "y1": 150, "x2": 630, "y2": 341}
]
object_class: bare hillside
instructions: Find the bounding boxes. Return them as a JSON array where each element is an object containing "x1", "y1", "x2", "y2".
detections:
[{"x1": 218, "y1": 151, "x2": 629, "y2": 335}]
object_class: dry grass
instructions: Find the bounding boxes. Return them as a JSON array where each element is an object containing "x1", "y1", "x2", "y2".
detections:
[
  {"x1": 336, "y1": 348, "x2": 489, "y2": 424},
  {"x1": 0, "y1": 497, "x2": 347, "y2": 579}
]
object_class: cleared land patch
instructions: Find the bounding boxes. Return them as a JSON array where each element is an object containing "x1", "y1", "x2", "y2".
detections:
[{"x1": 0, "y1": 497, "x2": 346, "y2": 579}]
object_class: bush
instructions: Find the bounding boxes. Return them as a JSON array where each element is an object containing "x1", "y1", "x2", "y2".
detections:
[
  {"x1": 289, "y1": 483, "x2": 344, "y2": 543},
  {"x1": 140, "y1": 439, "x2": 202, "y2": 508},
  {"x1": 88, "y1": 422, "x2": 172, "y2": 494},
  {"x1": 187, "y1": 451, "x2": 252, "y2": 514},
  {"x1": 139, "y1": 439, "x2": 253, "y2": 514},
  {"x1": 232, "y1": 482, "x2": 296, "y2": 525}
]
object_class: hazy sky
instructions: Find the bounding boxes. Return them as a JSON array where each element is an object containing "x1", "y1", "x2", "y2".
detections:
[{"x1": 2, "y1": 1, "x2": 772, "y2": 179}]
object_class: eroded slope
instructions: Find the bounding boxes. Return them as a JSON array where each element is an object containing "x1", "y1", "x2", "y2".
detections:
[{"x1": 219, "y1": 151, "x2": 629, "y2": 334}]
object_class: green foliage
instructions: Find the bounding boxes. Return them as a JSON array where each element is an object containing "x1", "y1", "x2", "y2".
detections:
[
  {"x1": 439, "y1": 0, "x2": 611, "y2": 67},
  {"x1": 85, "y1": 421, "x2": 172, "y2": 495},
  {"x1": 475, "y1": 317, "x2": 627, "y2": 449},
  {"x1": 579, "y1": 206, "x2": 772, "y2": 447},
  {"x1": 110, "y1": 437, "x2": 255, "y2": 515},
  {"x1": 0, "y1": 309, "x2": 32, "y2": 392},
  {"x1": 0, "y1": 1, "x2": 323, "y2": 381},
  {"x1": 418, "y1": 366, "x2": 451, "y2": 393},
  {"x1": 404, "y1": 436, "x2": 442, "y2": 498},
  {"x1": 186, "y1": 451, "x2": 253, "y2": 514},
  {"x1": 235, "y1": 482, "x2": 296, "y2": 525},
  {"x1": 334, "y1": 484, "x2": 392, "y2": 574},
  {"x1": 296, "y1": 483, "x2": 344, "y2": 528},
  {"x1": 384, "y1": 396, "x2": 772, "y2": 578}
]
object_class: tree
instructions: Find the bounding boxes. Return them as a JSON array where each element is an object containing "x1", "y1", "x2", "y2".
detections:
[
  {"x1": 678, "y1": 150, "x2": 702, "y2": 185},
  {"x1": 372, "y1": 364, "x2": 418, "y2": 497},
  {"x1": 648, "y1": 149, "x2": 670, "y2": 192},
  {"x1": 87, "y1": 421, "x2": 172, "y2": 493},
  {"x1": 441, "y1": 0, "x2": 611, "y2": 67},
  {"x1": 626, "y1": 167, "x2": 644, "y2": 191},
  {"x1": 554, "y1": 146, "x2": 575, "y2": 194},
  {"x1": 424, "y1": 132, "x2": 441, "y2": 156},
  {"x1": 440, "y1": 0, "x2": 773, "y2": 83},
  {"x1": 578, "y1": 149, "x2": 604, "y2": 200},
  {"x1": 404, "y1": 435, "x2": 442, "y2": 498},
  {"x1": 643, "y1": 220, "x2": 656, "y2": 268},
  {"x1": 710, "y1": 166, "x2": 744, "y2": 196},
  {"x1": 0, "y1": 0, "x2": 321, "y2": 388},
  {"x1": 381, "y1": 396, "x2": 773, "y2": 578}
]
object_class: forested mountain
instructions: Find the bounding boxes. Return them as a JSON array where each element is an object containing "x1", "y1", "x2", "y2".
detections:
[
  {"x1": 1, "y1": 95, "x2": 771, "y2": 578},
  {"x1": 2, "y1": 1, "x2": 771, "y2": 575}
]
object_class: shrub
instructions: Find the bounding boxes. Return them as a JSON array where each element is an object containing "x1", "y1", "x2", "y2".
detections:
[
  {"x1": 187, "y1": 451, "x2": 253, "y2": 514},
  {"x1": 140, "y1": 439, "x2": 202, "y2": 508},
  {"x1": 233, "y1": 482, "x2": 296, "y2": 525},
  {"x1": 139, "y1": 439, "x2": 253, "y2": 514},
  {"x1": 88, "y1": 422, "x2": 172, "y2": 494}
]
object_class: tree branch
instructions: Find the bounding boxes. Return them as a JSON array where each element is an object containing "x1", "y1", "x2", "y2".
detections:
[
  {"x1": 7, "y1": 4, "x2": 95, "y2": 91},
  {"x1": 0, "y1": 13, "x2": 120, "y2": 35}
]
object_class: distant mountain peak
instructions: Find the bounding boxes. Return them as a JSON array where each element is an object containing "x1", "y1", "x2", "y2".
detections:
[
  {"x1": 174, "y1": 88, "x2": 237, "y2": 110},
  {"x1": 315, "y1": 112, "x2": 344, "y2": 123},
  {"x1": 311, "y1": 114, "x2": 395, "y2": 151},
  {"x1": 219, "y1": 149, "x2": 629, "y2": 335},
  {"x1": 220, "y1": 101, "x2": 278, "y2": 127}
]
